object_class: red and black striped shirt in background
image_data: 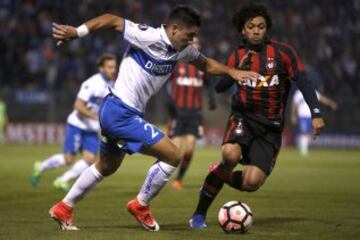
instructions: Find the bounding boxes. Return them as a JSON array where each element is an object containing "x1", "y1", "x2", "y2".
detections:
[
  {"x1": 170, "y1": 62, "x2": 205, "y2": 112},
  {"x1": 226, "y1": 39, "x2": 307, "y2": 129}
]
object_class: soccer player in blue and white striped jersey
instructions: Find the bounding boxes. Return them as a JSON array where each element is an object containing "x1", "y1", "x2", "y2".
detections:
[
  {"x1": 31, "y1": 54, "x2": 116, "y2": 192},
  {"x1": 49, "y1": 5, "x2": 260, "y2": 231}
]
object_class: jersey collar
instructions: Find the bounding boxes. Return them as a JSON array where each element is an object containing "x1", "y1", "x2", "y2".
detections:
[
  {"x1": 160, "y1": 25, "x2": 177, "y2": 53},
  {"x1": 99, "y1": 72, "x2": 110, "y2": 84},
  {"x1": 238, "y1": 36, "x2": 270, "y2": 51}
]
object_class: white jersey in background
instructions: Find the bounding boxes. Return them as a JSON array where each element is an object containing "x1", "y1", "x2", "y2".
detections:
[
  {"x1": 67, "y1": 73, "x2": 111, "y2": 132},
  {"x1": 112, "y1": 19, "x2": 201, "y2": 112},
  {"x1": 293, "y1": 90, "x2": 320, "y2": 118}
]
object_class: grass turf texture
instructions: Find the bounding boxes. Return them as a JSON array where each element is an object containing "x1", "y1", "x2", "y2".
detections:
[{"x1": 0, "y1": 144, "x2": 359, "y2": 240}]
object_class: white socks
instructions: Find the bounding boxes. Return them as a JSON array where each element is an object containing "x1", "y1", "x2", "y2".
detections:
[
  {"x1": 57, "y1": 159, "x2": 90, "y2": 182},
  {"x1": 40, "y1": 154, "x2": 67, "y2": 173},
  {"x1": 62, "y1": 161, "x2": 176, "y2": 208},
  {"x1": 63, "y1": 164, "x2": 103, "y2": 207},
  {"x1": 137, "y1": 161, "x2": 176, "y2": 206},
  {"x1": 299, "y1": 134, "x2": 310, "y2": 156}
]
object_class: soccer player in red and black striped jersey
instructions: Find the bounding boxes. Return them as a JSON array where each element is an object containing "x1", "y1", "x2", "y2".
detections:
[
  {"x1": 167, "y1": 36, "x2": 216, "y2": 190},
  {"x1": 189, "y1": 4, "x2": 325, "y2": 228}
]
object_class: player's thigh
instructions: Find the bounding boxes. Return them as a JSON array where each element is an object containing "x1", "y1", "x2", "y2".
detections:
[
  {"x1": 63, "y1": 124, "x2": 82, "y2": 160},
  {"x1": 183, "y1": 134, "x2": 197, "y2": 153},
  {"x1": 141, "y1": 135, "x2": 181, "y2": 167},
  {"x1": 101, "y1": 99, "x2": 165, "y2": 155},
  {"x1": 99, "y1": 149, "x2": 126, "y2": 166},
  {"x1": 221, "y1": 143, "x2": 242, "y2": 167},
  {"x1": 171, "y1": 136, "x2": 183, "y2": 149},
  {"x1": 97, "y1": 136, "x2": 127, "y2": 176},
  {"x1": 245, "y1": 137, "x2": 280, "y2": 181},
  {"x1": 96, "y1": 148, "x2": 126, "y2": 176}
]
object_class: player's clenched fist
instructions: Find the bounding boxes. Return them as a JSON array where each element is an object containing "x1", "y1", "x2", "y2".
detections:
[
  {"x1": 312, "y1": 117, "x2": 325, "y2": 140},
  {"x1": 52, "y1": 23, "x2": 78, "y2": 46}
]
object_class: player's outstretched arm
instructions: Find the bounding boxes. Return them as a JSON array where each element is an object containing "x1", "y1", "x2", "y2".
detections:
[
  {"x1": 192, "y1": 56, "x2": 260, "y2": 82},
  {"x1": 53, "y1": 14, "x2": 123, "y2": 46},
  {"x1": 319, "y1": 95, "x2": 338, "y2": 111}
]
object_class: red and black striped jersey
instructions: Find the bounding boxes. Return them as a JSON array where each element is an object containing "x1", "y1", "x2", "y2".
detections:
[
  {"x1": 170, "y1": 62, "x2": 205, "y2": 111},
  {"x1": 228, "y1": 39, "x2": 305, "y2": 127}
]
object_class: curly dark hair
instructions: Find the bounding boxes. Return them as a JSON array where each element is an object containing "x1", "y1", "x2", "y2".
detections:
[{"x1": 232, "y1": 4, "x2": 272, "y2": 33}]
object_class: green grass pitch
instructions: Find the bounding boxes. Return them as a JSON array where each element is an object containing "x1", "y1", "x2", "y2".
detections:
[{"x1": 0, "y1": 144, "x2": 359, "y2": 240}]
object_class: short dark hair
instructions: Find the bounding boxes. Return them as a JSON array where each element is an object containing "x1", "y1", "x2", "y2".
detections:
[
  {"x1": 167, "y1": 5, "x2": 201, "y2": 27},
  {"x1": 232, "y1": 4, "x2": 272, "y2": 32},
  {"x1": 96, "y1": 53, "x2": 116, "y2": 68}
]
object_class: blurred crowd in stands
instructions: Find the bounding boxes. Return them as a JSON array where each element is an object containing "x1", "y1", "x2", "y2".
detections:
[{"x1": 1, "y1": 0, "x2": 359, "y2": 128}]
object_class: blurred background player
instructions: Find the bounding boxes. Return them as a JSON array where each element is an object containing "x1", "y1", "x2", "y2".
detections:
[
  {"x1": 291, "y1": 89, "x2": 338, "y2": 156},
  {"x1": 168, "y1": 36, "x2": 216, "y2": 190},
  {"x1": 0, "y1": 93, "x2": 8, "y2": 143},
  {"x1": 189, "y1": 4, "x2": 325, "y2": 228},
  {"x1": 30, "y1": 54, "x2": 117, "y2": 191},
  {"x1": 49, "y1": 5, "x2": 259, "y2": 231}
]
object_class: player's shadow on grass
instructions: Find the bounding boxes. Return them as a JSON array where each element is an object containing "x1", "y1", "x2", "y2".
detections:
[
  {"x1": 83, "y1": 224, "x2": 141, "y2": 230},
  {"x1": 153, "y1": 223, "x2": 191, "y2": 231},
  {"x1": 254, "y1": 216, "x2": 306, "y2": 227},
  {"x1": 83, "y1": 223, "x2": 191, "y2": 231}
]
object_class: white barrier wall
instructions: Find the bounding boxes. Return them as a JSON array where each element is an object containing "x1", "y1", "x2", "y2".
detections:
[
  {"x1": 4, "y1": 124, "x2": 360, "y2": 148},
  {"x1": 5, "y1": 123, "x2": 65, "y2": 144}
]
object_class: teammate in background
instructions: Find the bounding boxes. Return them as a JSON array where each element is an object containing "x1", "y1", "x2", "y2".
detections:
[
  {"x1": 168, "y1": 36, "x2": 216, "y2": 190},
  {"x1": 291, "y1": 89, "x2": 337, "y2": 156},
  {"x1": 0, "y1": 93, "x2": 8, "y2": 143},
  {"x1": 31, "y1": 54, "x2": 117, "y2": 192},
  {"x1": 50, "y1": 5, "x2": 260, "y2": 231},
  {"x1": 189, "y1": 4, "x2": 325, "y2": 228}
]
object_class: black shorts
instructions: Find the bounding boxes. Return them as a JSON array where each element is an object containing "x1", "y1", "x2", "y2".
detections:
[
  {"x1": 168, "y1": 112, "x2": 203, "y2": 138},
  {"x1": 222, "y1": 112, "x2": 282, "y2": 175}
]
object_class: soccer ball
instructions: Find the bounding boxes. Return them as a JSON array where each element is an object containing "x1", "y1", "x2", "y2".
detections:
[{"x1": 218, "y1": 201, "x2": 253, "y2": 233}]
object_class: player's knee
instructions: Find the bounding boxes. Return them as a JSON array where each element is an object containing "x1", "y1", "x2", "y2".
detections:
[
  {"x1": 97, "y1": 161, "x2": 119, "y2": 177},
  {"x1": 242, "y1": 178, "x2": 263, "y2": 192},
  {"x1": 97, "y1": 154, "x2": 121, "y2": 177},
  {"x1": 64, "y1": 154, "x2": 75, "y2": 165},
  {"x1": 222, "y1": 148, "x2": 241, "y2": 166},
  {"x1": 83, "y1": 153, "x2": 97, "y2": 164}
]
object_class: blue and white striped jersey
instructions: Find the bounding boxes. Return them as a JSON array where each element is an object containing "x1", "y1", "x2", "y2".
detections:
[
  {"x1": 112, "y1": 19, "x2": 201, "y2": 112},
  {"x1": 67, "y1": 73, "x2": 111, "y2": 132}
]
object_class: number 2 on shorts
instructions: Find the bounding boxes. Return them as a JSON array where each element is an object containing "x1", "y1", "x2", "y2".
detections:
[{"x1": 144, "y1": 123, "x2": 159, "y2": 139}]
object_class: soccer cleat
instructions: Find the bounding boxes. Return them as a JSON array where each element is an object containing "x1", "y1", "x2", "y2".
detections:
[
  {"x1": 127, "y1": 198, "x2": 160, "y2": 231},
  {"x1": 30, "y1": 161, "x2": 42, "y2": 186},
  {"x1": 49, "y1": 201, "x2": 79, "y2": 231},
  {"x1": 189, "y1": 214, "x2": 207, "y2": 229},
  {"x1": 171, "y1": 179, "x2": 183, "y2": 190},
  {"x1": 53, "y1": 179, "x2": 71, "y2": 193}
]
